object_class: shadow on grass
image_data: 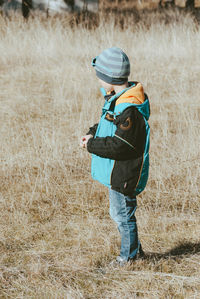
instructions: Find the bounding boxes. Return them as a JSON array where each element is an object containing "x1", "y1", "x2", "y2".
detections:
[{"x1": 144, "y1": 242, "x2": 200, "y2": 261}]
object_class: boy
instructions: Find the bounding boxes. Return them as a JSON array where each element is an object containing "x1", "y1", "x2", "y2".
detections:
[{"x1": 80, "y1": 47, "x2": 150, "y2": 266}]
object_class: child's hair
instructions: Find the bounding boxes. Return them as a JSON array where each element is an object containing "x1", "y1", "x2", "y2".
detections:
[{"x1": 92, "y1": 47, "x2": 130, "y2": 85}]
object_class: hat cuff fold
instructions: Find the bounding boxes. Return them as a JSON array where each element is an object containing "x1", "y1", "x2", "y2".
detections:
[{"x1": 96, "y1": 70, "x2": 128, "y2": 85}]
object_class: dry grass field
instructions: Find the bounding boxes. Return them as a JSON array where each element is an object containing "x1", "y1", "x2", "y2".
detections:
[{"x1": 0, "y1": 8, "x2": 200, "y2": 298}]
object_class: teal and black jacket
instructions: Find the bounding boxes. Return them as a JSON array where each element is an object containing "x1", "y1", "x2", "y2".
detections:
[{"x1": 87, "y1": 81, "x2": 150, "y2": 197}]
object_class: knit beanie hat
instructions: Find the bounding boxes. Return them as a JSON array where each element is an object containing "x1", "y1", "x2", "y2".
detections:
[{"x1": 92, "y1": 47, "x2": 130, "y2": 85}]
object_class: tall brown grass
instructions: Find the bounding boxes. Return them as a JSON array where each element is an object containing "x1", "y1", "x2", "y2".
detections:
[{"x1": 0, "y1": 9, "x2": 200, "y2": 298}]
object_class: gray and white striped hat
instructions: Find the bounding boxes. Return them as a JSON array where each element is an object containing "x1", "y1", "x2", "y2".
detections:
[{"x1": 92, "y1": 47, "x2": 130, "y2": 85}]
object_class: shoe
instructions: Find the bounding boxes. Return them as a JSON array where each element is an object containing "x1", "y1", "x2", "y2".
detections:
[
  {"x1": 134, "y1": 244, "x2": 145, "y2": 259},
  {"x1": 109, "y1": 246, "x2": 145, "y2": 268},
  {"x1": 129, "y1": 245, "x2": 146, "y2": 263},
  {"x1": 109, "y1": 256, "x2": 128, "y2": 268},
  {"x1": 138, "y1": 244, "x2": 146, "y2": 258}
]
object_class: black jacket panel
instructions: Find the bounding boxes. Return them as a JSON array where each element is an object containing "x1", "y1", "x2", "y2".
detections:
[{"x1": 87, "y1": 106, "x2": 146, "y2": 161}]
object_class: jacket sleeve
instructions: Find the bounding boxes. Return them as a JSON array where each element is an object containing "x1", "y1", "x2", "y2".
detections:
[
  {"x1": 86, "y1": 123, "x2": 98, "y2": 136},
  {"x1": 87, "y1": 107, "x2": 146, "y2": 161}
]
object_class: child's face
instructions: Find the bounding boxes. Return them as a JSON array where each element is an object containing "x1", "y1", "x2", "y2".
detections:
[{"x1": 98, "y1": 79, "x2": 113, "y2": 93}]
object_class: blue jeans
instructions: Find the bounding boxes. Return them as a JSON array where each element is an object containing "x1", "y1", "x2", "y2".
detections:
[{"x1": 109, "y1": 188, "x2": 140, "y2": 261}]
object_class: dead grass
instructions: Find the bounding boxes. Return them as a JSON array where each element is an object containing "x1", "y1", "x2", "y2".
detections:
[{"x1": 0, "y1": 9, "x2": 200, "y2": 298}]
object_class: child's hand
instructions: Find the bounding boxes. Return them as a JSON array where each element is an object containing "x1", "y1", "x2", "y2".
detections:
[{"x1": 80, "y1": 134, "x2": 93, "y2": 148}]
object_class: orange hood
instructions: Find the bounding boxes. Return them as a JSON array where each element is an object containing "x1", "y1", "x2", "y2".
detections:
[{"x1": 116, "y1": 82, "x2": 145, "y2": 106}]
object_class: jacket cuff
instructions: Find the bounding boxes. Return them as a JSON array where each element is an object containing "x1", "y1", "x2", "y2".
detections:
[
  {"x1": 86, "y1": 124, "x2": 98, "y2": 136},
  {"x1": 87, "y1": 137, "x2": 93, "y2": 152},
  {"x1": 86, "y1": 129, "x2": 94, "y2": 136}
]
